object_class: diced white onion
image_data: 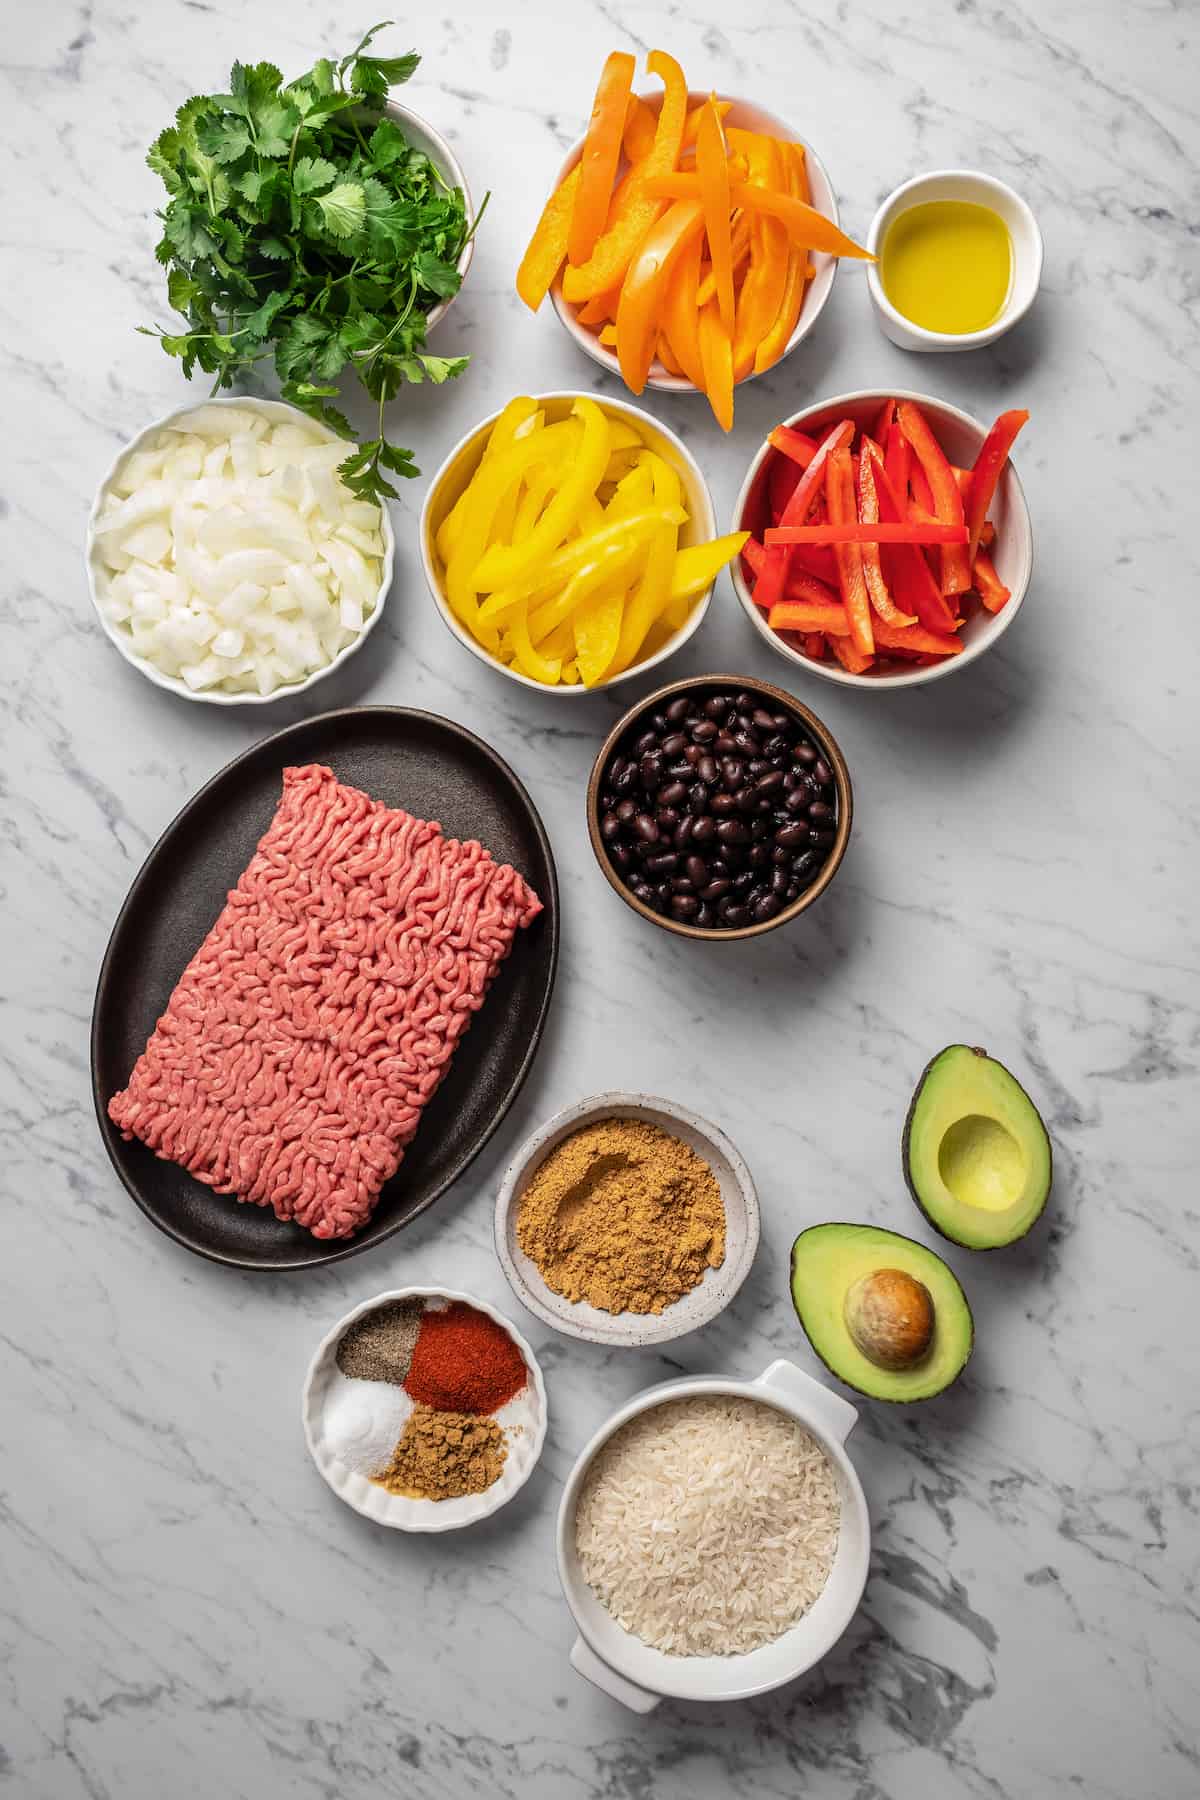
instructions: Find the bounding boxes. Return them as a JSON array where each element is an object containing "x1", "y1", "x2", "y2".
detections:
[{"x1": 92, "y1": 407, "x2": 385, "y2": 694}]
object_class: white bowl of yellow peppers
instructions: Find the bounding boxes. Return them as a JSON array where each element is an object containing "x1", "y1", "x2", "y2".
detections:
[{"x1": 419, "y1": 392, "x2": 747, "y2": 693}]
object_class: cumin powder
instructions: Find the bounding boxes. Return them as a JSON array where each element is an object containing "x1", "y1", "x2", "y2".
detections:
[
  {"x1": 515, "y1": 1118, "x2": 726, "y2": 1315},
  {"x1": 373, "y1": 1406, "x2": 507, "y2": 1500}
]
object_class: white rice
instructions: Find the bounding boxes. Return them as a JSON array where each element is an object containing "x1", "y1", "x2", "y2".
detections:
[{"x1": 575, "y1": 1395, "x2": 840, "y2": 1656}]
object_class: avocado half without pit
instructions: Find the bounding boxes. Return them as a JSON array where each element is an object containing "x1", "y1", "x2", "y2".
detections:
[
  {"x1": 903, "y1": 1045, "x2": 1052, "y2": 1249},
  {"x1": 791, "y1": 1223, "x2": 973, "y2": 1402}
]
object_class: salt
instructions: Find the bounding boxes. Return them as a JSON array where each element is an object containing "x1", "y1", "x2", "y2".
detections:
[{"x1": 319, "y1": 1371, "x2": 414, "y2": 1478}]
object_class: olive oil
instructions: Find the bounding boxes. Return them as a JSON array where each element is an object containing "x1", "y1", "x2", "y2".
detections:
[{"x1": 881, "y1": 200, "x2": 1012, "y2": 335}]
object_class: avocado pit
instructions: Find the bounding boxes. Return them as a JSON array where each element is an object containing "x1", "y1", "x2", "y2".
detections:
[{"x1": 844, "y1": 1267, "x2": 934, "y2": 1371}]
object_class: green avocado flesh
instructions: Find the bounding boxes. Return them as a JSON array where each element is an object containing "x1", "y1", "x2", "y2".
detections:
[
  {"x1": 904, "y1": 1045, "x2": 1052, "y2": 1249},
  {"x1": 790, "y1": 1223, "x2": 973, "y2": 1402}
]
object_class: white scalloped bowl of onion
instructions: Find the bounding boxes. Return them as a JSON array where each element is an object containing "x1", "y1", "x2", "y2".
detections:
[{"x1": 84, "y1": 395, "x2": 395, "y2": 705}]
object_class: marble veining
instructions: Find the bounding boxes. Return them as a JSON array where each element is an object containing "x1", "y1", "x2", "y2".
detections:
[{"x1": 3, "y1": 1, "x2": 1198, "y2": 1796}]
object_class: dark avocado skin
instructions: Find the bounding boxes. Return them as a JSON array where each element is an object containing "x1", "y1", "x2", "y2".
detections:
[
  {"x1": 902, "y1": 1045, "x2": 1053, "y2": 1251},
  {"x1": 789, "y1": 1223, "x2": 975, "y2": 1404}
]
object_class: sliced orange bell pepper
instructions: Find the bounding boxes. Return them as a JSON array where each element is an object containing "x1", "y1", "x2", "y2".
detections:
[
  {"x1": 615, "y1": 199, "x2": 705, "y2": 394},
  {"x1": 696, "y1": 212, "x2": 751, "y2": 306},
  {"x1": 753, "y1": 143, "x2": 809, "y2": 375},
  {"x1": 643, "y1": 174, "x2": 873, "y2": 258},
  {"x1": 576, "y1": 284, "x2": 622, "y2": 327},
  {"x1": 516, "y1": 164, "x2": 581, "y2": 311},
  {"x1": 896, "y1": 400, "x2": 972, "y2": 596},
  {"x1": 856, "y1": 448, "x2": 917, "y2": 627},
  {"x1": 684, "y1": 97, "x2": 730, "y2": 150},
  {"x1": 965, "y1": 409, "x2": 1028, "y2": 560},
  {"x1": 696, "y1": 98, "x2": 736, "y2": 334},
  {"x1": 656, "y1": 332, "x2": 683, "y2": 376},
  {"x1": 730, "y1": 138, "x2": 788, "y2": 380},
  {"x1": 569, "y1": 52, "x2": 636, "y2": 267},
  {"x1": 662, "y1": 232, "x2": 706, "y2": 389},
  {"x1": 562, "y1": 50, "x2": 689, "y2": 303},
  {"x1": 622, "y1": 94, "x2": 657, "y2": 163},
  {"x1": 768, "y1": 600, "x2": 851, "y2": 635},
  {"x1": 697, "y1": 297, "x2": 734, "y2": 431},
  {"x1": 973, "y1": 547, "x2": 1011, "y2": 612}
]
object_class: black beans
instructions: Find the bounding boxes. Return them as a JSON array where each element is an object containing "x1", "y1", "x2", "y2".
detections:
[{"x1": 596, "y1": 686, "x2": 841, "y2": 932}]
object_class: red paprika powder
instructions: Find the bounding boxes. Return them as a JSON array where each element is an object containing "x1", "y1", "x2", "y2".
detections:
[{"x1": 404, "y1": 1302, "x2": 527, "y2": 1414}]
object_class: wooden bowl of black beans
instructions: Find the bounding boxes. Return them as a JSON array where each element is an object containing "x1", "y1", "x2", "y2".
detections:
[{"x1": 587, "y1": 675, "x2": 853, "y2": 939}]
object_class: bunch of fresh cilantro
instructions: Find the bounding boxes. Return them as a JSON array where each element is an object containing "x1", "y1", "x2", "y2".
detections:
[{"x1": 143, "y1": 23, "x2": 483, "y2": 501}]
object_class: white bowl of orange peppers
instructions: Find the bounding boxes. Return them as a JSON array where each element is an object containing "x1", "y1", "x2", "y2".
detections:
[
  {"x1": 731, "y1": 391, "x2": 1033, "y2": 687},
  {"x1": 516, "y1": 49, "x2": 871, "y2": 431}
]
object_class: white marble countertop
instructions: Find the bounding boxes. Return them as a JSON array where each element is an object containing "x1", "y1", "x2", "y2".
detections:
[{"x1": 5, "y1": 2, "x2": 1197, "y2": 1795}]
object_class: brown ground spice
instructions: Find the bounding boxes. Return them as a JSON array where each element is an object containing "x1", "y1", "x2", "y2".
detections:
[
  {"x1": 373, "y1": 1406, "x2": 507, "y2": 1501},
  {"x1": 515, "y1": 1118, "x2": 726, "y2": 1315}
]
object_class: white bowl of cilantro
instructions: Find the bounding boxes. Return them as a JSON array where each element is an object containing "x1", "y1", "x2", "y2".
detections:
[{"x1": 141, "y1": 27, "x2": 483, "y2": 504}]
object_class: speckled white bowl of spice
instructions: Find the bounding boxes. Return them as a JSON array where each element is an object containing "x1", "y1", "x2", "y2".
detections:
[
  {"x1": 494, "y1": 1093, "x2": 760, "y2": 1347},
  {"x1": 302, "y1": 1286, "x2": 548, "y2": 1533}
]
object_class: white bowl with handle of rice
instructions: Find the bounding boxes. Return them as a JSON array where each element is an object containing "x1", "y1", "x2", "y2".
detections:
[{"x1": 556, "y1": 1359, "x2": 870, "y2": 1709}]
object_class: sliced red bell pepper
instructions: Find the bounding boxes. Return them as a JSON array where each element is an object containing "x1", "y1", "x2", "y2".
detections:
[
  {"x1": 768, "y1": 453, "x2": 802, "y2": 519},
  {"x1": 973, "y1": 547, "x2": 1011, "y2": 612},
  {"x1": 871, "y1": 397, "x2": 895, "y2": 443},
  {"x1": 896, "y1": 400, "x2": 972, "y2": 596},
  {"x1": 856, "y1": 446, "x2": 917, "y2": 628},
  {"x1": 768, "y1": 599, "x2": 851, "y2": 635},
  {"x1": 803, "y1": 632, "x2": 827, "y2": 660},
  {"x1": 765, "y1": 521, "x2": 969, "y2": 546},
  {"x1": 885, "y1": 414, "x2": 911, "y2": 504},
  {"x1": 864, "y1": 440, "x2": 960, "y2": 635},
  {"x1": 741, "y1": 535, "x2": 766, "y2": 580},
  {"x1": 966, "y1": 408, "x2": 1028, "y2": 561},
  {"x1": 829, "y1": 633, "x2": 875, "y2": 674},
  {"x1": 752, "y1": 418, "x2": 854, "y2": 611},
  {"x1": 569, "y1": 52, "x2": 637, "y2": 267},
  {"x1": 768, "y1": 424, "x2": 819, "y2": 467},
  {"x1": 825, "y1": 447, "x2": 874, "y2": 656}
]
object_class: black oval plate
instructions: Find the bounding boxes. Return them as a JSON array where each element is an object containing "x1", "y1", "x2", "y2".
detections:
[{"x1": 91, "y1": 707, "x2": 558, "y2": 1272}]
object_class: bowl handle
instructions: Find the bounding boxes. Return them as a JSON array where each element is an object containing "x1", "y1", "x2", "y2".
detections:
[
  {"x1": 570, "y1": 1637, "x2": 662, "y2": 1713},
  {"x1": 755, "y1": 1359, "x2": 859, "y2": 1445}
]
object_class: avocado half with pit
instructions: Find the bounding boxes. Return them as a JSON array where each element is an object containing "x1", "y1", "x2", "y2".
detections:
[
  {"x1": 904, "y1": 1045, "x2": 1052, "y2": 1249},
  {"x1": 790, "y1": 1223, "x2": 973, "y2": 1402}
]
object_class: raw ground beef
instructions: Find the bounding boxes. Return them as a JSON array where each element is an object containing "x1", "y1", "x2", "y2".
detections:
[{"x1": 108, "y1": 764, "x2": 543, "y2": 1239}]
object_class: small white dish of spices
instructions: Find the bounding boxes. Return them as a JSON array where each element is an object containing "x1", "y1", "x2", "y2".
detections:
[
  {"x1": 302, "y1": 1287, "x2": 548, "y2": 1533},
  {"x1": 494, "y1": 1094, "x2": 760, "y2": 1347}
]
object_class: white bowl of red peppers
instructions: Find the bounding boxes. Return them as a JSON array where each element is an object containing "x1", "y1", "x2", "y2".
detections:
[{"x1": 730, "y1": 390, "x2": 1033, "y2": 688}]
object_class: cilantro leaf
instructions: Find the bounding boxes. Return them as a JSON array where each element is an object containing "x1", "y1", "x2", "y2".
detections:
[
  {"x1": 291, "y1": 155, "x2": 338, "y2": 196},
  {"x1": 142, "y1": 27, "x2": 478, "y2": 490}
]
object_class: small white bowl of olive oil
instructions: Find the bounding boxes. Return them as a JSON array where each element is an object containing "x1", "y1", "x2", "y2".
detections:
[{"x1": 866, "y1": 170, "x2": 1042, "y2": 352}]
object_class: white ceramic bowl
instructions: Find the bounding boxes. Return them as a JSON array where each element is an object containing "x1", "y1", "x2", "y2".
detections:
[
  {"x1": 420, "y1": 391, "x2": 717, "y2": 697},
  {"x1": 494, "y1": 1092, "x2": 759, "y2": 1346},
  {"x1": 731, "y1": 388, "x2": 1033, "y2": 690},
  {"x1": 302, "y1": 1286, "x2": 548, "y2": 1533},
  {"x1": 866, "y1": 169, "x2": 1042, "y2": 353},
  {"x1": 389, "y1": 100, "x2": 476, "y2": 332},
  {"x1": 548, "y1": 92, "x2": 841, "y2": 393},
  {"x1": 85, "y1": 396, "x2": 395, "y2": 707},
  {"x1": 557, "y1": 1359, "x2": 870, "y2": 1709}
]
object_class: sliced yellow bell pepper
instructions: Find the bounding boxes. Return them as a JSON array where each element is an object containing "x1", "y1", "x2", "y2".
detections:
[
  {"x1": 561, "y1": 50, "x2": 688, "y2": 303},
  {"x1": 695, "y1": 98, "x2": 735, "y2": 334},
  {"x1": 668, "y1": 531, "x2": 750, "y2": 601},
  {"x1": 481, "y1": 504, "x2": 682, "y2": 627},
  {"x1": 510, "y1": 599, "x2": 562, "y2": 684},
  {"x1": 470, "y1": 397, "x2": 609, "y2": 592},
  {"x1": 527, "y1": 537, "x2": 647, "y2": 642},
  {"x1": 615, "y1": 198, "x2": 705, "y2": 394},
  {"x1": 607, "y1": 452, "x2": 680, "y2": 674},
  {"x1": 574, "y1": 585, "x2": 626, "y2": 686},
  {"x1": 444, "y1": 418, "x2": 579, "y2": 639},
  {"x1": 436, "y1": 397, "x2": 539, "y2": 563}
]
